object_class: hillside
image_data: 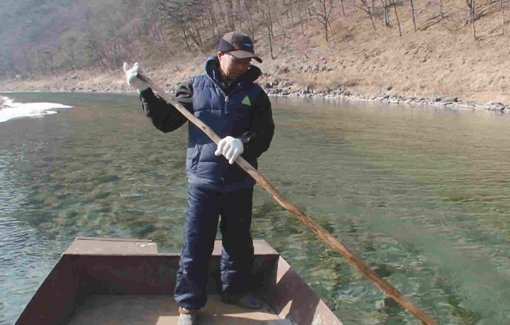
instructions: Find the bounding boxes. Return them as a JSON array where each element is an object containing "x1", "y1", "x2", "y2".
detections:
[{"x1": 2, "y1": 0, "x2": 510, "y2": 111}]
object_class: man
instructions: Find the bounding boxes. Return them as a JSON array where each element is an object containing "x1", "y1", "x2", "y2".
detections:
[{"x1": 123, "y1": 31, "x2": 274, "y2": 325}]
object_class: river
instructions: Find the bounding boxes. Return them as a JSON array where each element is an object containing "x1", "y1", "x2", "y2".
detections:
[{"x1": 1, "y1": 92, "x2": 509, "y2": 324}]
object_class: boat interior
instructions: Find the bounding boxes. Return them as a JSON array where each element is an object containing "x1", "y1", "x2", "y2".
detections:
[{"x1": 16, "y1": 237, "x2": 342, "y2": 325}]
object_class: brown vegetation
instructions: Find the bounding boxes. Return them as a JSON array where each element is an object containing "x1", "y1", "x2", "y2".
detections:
[{"x1": 2, "y1": 0, "x2": 510, "y2": 108}]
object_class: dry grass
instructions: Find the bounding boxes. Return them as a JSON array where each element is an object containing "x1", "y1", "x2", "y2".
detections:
[{"x1": 2, "y1": 0, "x2": 510, "y2": 106}]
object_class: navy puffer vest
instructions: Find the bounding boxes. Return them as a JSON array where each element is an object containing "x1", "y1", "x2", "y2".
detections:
[{"x1": 186, "y1": 57, "x2": 262, "y2": 192}]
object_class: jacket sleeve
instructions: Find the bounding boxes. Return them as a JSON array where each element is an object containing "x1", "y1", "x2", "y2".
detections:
[
  {"x1": 139, "y1": 79, "x2": 193, "y2": 133},
  {"x1": 239, "y1": 89, "x2": 275, "y2": 159}
]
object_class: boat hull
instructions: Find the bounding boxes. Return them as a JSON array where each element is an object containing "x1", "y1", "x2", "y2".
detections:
[{"x1": 16, "y1": 237, "x2": 342, "y2": 325}]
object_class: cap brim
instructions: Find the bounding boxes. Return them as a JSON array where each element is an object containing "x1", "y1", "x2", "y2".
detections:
[{"x1": 229, "y1": 50, "x2": 262, "y2": 63}]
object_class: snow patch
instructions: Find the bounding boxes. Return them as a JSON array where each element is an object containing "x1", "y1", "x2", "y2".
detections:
[{"x1": 0, "y1": 96, "x2": 72, "y2": 123}]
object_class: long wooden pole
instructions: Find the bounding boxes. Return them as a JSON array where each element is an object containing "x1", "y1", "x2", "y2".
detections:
[{"x1": 137, "y1": 74, "x2": 436, "y2": 325}]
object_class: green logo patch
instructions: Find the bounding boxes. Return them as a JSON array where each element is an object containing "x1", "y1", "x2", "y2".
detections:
[{"x1": 241, "y1": 96, "x2": 251, "y2": 106}]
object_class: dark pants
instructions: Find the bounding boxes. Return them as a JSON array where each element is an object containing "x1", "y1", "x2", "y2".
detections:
[{"x1": 174, "y1": 185, "x2": 254, "y2": 310}]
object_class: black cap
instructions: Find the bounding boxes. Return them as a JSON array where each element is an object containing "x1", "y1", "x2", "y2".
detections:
[{"x1": 218, "y1": 31, "x2": 262, "y2": 63}]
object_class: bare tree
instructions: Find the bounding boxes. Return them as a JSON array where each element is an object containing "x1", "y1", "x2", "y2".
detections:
[
  {"x1": 160, "y1": 0, "x2": 205, "y2": 50},
  {"x1": 224, "y1": 0, "x2": 235, "y2": 30},
  {"x1": 501, "y1": 0, "x2": 505, "y2": 34},
  {"x1": 410, "y1": 0, "x2": 417, "y2": 31},
  {"x1": 339, "y1": 0, "x2": 346, "y2": 16},
  {"x1": 59, "y1": 33, "x2": 79, "y2": 70},
  {"x1": 465, "y1": 0, "x2": 477, "y2": 39},
  {"x1": 242, "y1": 0, "x2": 256, "y2": 40},
  {"x1": 390, "y1": 0, "x2": 402, "y2": 36},
  {"x1": 284, "y1": 0, "x2": 296, "y2": 26},
  {"x1": 84, "y1": 32, "x2": 108, "y2": 69},
  {"x1": 295, "y1": 0, "x2": 309, "y2": 35},
  {"x1": 206, "y1": 0, "x2": 219, "y2": 35},
  {"x1": 308, "y1": 0, "x2": 335, "y2": 42},
  {"x1": 257, "y1": 0, "x2": 276, "y2": 59},
  {"x1": 380, "y1": 0, "x2": 391, "y2": 27},
  {"x1": 357, "y1": 0, "x2": 377, "y2": 30}
]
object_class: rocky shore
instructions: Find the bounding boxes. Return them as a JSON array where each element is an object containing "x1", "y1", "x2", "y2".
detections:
[
  {"x1": 0, "y1": 60, "x2": 510, "y2": 113},
  {"x1": 262, "y1": 83, "x2": 508, "y2": 112},
  {"x1": 1, "y1": 78, "x2": 508, "y2": 113}
]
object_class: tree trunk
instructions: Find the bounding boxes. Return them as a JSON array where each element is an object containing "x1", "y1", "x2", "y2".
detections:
[
  {"x1": 380, "y1": 0, "x2": 391, "y2": 27},
  {"x1": 472, "y1": 1, "x2": 476, "y2": 39},
  {"x1": 359, "y1": 0, "x2": 377, "y2": 30},
  {"x1": 471, "y1": 0, "x2": 476, "y2": 39},
  {"x1": 501, "y1": 0, "x2": 505, "y2": 34},
  {"x1": 207, "y1": 0, "x2": 219, "y2": 34},
  {"x1": 369, "y1": 10, "x2": 377, "y2": 30},
  {"x1": 297, "y1": 0, "x2": 306, "y2": 34},
  {"x1": 225, "y1": 0, "x2": 235, "y2": 30},
  {"x1": 243, "y1": 0, "x2": 256, "y2": 40},
  {"x1": 288, "y1": 0, "x2": 296, "y2": 26},
  {"x1": 308, "y1": 0, "x2": 333, "y2": 42},
  {"x1": 392, "y1": 0, "x2": 402, "y2": 36},
  {"x1": 268, "y1": 24, "x2": 275, "y2": 59},
  {"x1": 182, "y1": 26, "x2": 192, "y2": 51},
  {"x1": 410, "y1": 0, "x2": 417, "y2": 31}
]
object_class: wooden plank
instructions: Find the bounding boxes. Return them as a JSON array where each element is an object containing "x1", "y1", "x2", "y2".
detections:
[
  {"x1": 64, "y1": 237, "x2": 158, "y2": 255},
  {"x1": 68, "y1": 295, "x2": 291, "y2": 325},
  {"x1": 16, "y1": 238, "x2": 339, "y2": 325},
  {"x1": 15, "y1": 257, "x2": 83, "y2": 325},
  {"x1": 266, "y1": 256, "x2": 343, "y2": 325}
]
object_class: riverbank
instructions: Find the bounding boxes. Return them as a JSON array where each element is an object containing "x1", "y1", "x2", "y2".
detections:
[
  {"x1": 0, "y1": 0, "x2": 510, "y2": 112},
  {"x1": 1, "y1": 46, "x2": 508, "y2": 113},
  {"x1": 2, "y1": 0, "x2": 510, "y2": 113},
  {"x1": 1, "y1": 65, "x2": 507, "y2": 113}
]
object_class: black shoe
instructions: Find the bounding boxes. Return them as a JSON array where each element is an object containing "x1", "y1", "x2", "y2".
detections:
[{"x1": 221, "y1": 294, "x2": 263, "y2": 309}]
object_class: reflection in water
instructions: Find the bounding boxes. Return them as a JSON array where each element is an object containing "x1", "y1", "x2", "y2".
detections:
[{"x1": 0, "y1": 93, "x2": 509, "y2": 324}]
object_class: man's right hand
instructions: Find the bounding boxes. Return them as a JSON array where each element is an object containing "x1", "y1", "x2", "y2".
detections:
[
  {"x1": 123, "y1": 62, "x2": 150, "y2": 92},
  {"x1": 215, "y1": 136, "x2": 244, "y2": 165}
]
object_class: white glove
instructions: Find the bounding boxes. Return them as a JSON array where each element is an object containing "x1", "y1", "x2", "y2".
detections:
[
  {"x1": 123, "y1": 62, "x2": 150, "y2": 92},
  {"x1": 215, "y1": 136, "x2": 244, "y2": 164}
]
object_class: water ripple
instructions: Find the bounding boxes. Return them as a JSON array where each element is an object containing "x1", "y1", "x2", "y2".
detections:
[{"x1": 1, "y1": 94, "x2": 510, "y2": 324}]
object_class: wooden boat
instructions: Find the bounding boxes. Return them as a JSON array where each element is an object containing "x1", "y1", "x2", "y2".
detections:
[{"x1": 16, "y1": 237, "x2": 342, "y2": 325}]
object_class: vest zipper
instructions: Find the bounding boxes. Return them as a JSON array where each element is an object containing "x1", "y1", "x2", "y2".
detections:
[{"x1": 224, "y1": 96, "x2": 230, "y2": 115}]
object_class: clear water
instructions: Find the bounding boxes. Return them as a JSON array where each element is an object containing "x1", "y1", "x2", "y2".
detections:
[{"x1": 1, "y1": 93, "x2": 510, "y2": 325}]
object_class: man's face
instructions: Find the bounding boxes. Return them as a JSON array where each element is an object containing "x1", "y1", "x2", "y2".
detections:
[{"x1": 218, "y1": 52, "x2": 251, "y2": 81}]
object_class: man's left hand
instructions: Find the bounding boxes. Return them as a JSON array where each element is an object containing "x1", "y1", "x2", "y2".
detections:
[{"x1": 215, "y1": 136, "x2": 244, "y2": 164}]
